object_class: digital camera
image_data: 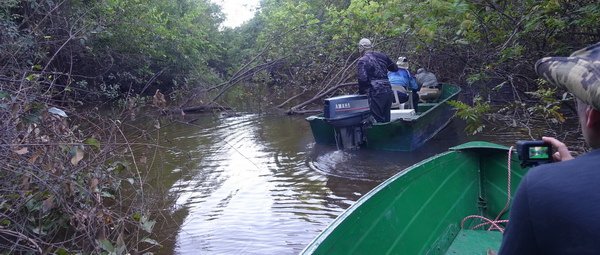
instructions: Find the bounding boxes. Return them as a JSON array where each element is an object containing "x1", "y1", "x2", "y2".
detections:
[{"x1": 516, "y1": 140, "x2": 553, "y2": 167}]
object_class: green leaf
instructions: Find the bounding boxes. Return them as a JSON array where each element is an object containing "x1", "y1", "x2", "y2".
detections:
[
  {"x1": 0, "y1": 91, "x2": 8, "y2": 99},
  {"x1": 108, "y1": 161, "x2": 127, "y2": 173},
  {"x1": 84, "y1": 138, "x2": 101, "y2": 149},
  {"x1": 55, "y1": 248, "x2": 69, "y2": 255},
  {"x1": 0, "y1": 219, "x2": 11, "y2": 226},
  {"x1": 101, "y1": 191, "x2": 115, "y2": 199},
  {"x1": 25, "y1": 74, "x2": 38, "y2": 81},
  {"x1": 99, "y1": 239, "x2": 115, "y2": 253},
  {"x1": 132, "y1": 212, "x2": 142, "y2": 222}
]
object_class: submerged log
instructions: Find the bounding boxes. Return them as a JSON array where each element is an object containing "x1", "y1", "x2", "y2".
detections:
[
  {"x1": 286, "y1": 108, "x2": 322, "y2": 115},
  {"x1": 166, "y1": 105, "x2": 231, "y2": 115}
]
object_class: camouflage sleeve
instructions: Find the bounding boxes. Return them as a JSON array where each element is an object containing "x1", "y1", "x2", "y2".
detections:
[
  {"x1": 387, "y1": 55, "x2": 399, "y2": 72},
  {"x1": 357, "y1": 58, "x2": 370, "y2": 94}
]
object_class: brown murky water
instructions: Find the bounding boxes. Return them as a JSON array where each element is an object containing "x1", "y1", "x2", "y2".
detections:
[{"x1": 130, "y1": 112, "x2": 574, "y2": 255}]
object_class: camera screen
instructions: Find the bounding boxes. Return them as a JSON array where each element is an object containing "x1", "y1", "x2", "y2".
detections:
[{"x1": 528, "y1": 146, "x2": 550, "y2": 159}]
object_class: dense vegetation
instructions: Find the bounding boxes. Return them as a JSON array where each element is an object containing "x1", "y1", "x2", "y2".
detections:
[{"x1": 1, "y1": 0, "x2": 599, "y2": 253}]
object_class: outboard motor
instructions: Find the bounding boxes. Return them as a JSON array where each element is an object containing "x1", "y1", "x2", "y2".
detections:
[{"x1": 323, "y1": 95, "x2": 372, "y2": 150}]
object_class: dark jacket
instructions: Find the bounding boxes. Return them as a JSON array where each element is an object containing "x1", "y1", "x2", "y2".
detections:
[
  {"x1": 499, "y1": 149, "x2": 600, "y2": 254},
  {"x1": 357, "y1": 51, "x2": 398, "y2": 94}
]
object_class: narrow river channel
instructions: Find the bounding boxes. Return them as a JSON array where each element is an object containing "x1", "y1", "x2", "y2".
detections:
[{"x1": 132, "y1": 112, "x2": 523, "y2": 254}]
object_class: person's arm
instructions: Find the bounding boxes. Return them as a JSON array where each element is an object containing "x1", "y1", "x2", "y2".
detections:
[
  {"x1": 542, "y1": 136, "x2": 574, "y2": 161},
  {"x1": 386, "y1": 55, "x2": 398, "y2": 72},
  {"x1": 357, "y1": 59, "x2": 370, "y2": 94},
  {"x1": 498, "y1": 174, "x2": 539, "y2": 254}
]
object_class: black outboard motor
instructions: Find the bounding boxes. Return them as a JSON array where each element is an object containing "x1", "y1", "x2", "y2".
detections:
[{"x1": 323, "y1": 95, "x2": 372, "y2": 150}]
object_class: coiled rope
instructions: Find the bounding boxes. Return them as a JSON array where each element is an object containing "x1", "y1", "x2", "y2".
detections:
[{"x1": 460, "y1": 146, "x2": 514, "y2": 233}]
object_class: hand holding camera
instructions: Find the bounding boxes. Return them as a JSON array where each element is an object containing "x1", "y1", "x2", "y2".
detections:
[
  {"x1": 541, "y1": 136, "x2": 574, "y2": 162},
  {"x1": 516, "y1": 137, "x2": 573, "y2": 167}
]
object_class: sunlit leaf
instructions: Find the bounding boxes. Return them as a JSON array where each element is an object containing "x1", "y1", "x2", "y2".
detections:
[
  {"x1": 14, "y1": 147, "x2": 28, "y2": 155},
  {"x1": 31, "y1": 226, "x2": 47, "y2": 235},
  {"x1": 101, "y1": 191, "x2": 115, "y2": 199},
  {"x1": 90, "y1": 178, "x2": 99, "y2": 191},
  {"x1": 48, "y1": 107, "x2": 68, "y2": 117},
  {"x1": 140, "y1": 215, "x2": 156, "y2": 233},
  {"x1": 42, "y1": 196, "x2": 54, "y2": 212},
  {"x1": 70, "y1": 146, "x2": 84, "y2": 166},
  {"x1": 141, "y1": 237, "x2": 162, "y2": 247}
]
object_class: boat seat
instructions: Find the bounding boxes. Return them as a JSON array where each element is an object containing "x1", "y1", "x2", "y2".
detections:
[
  {"x1": 418, "y1": 87, "x2": 441, "y2": 102},
  {"x1": 390, "y1": 109, "x2": 415, "y2": 121},
  {"x1": 391, "y1": 85, "x2": 410, "y2": 109},
  {"x1": 445, "y1": 229, "x2": 502, "y2": 255}
]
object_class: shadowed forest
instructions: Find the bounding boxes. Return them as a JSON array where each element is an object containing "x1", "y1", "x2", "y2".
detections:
[{"x1": 1, "y1": 0, "x2": 599, "y2": 253}]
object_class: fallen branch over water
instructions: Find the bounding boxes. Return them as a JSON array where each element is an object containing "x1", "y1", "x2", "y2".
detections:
[{"x1": 166, "y1": 104, "x2": 232, "y2": 114}]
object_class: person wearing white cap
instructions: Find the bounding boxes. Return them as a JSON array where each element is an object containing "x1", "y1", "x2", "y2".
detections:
[
  {"x1": 356, "y1": 38, "x2": 398, "y2": 122},
  {"x1": 499, "y1": 42, "x2": 600, "y2": 254},
  {"x1": 388, "y1": 56, "x2": 420, "y2": 110}
]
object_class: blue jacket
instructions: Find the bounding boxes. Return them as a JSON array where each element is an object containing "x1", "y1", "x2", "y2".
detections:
[{"x1": 388, "y1": 69, "x2": 419, "y2": 91}]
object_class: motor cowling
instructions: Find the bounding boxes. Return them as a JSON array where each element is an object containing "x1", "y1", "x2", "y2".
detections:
[{"x1": 323, "y1": 95, "x2": 372, "y2": 150}]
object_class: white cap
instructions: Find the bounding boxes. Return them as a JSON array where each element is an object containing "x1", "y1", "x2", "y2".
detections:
[
  {"x1": 397, "y1": 56, "x2": 409, "y2": 69},
  {"x1": 359, "y1": 38, "x2": 372, "y2": 51}
]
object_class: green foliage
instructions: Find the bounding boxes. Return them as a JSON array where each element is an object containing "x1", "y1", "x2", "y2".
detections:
[
  {"x1": 1, "y1": 0, "x2": 229, "y2": 104},
  {"x1": 525, "y1": 83, "x2": 566, "y2": 124},
  {"x1": 448, "y1": 96, "x2": 491, "y2": 135}
]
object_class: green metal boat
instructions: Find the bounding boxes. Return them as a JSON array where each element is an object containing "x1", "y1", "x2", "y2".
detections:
[
  {"x1": 301, "y1": 141, "x2": 527, "y2": 255},
  {"x1": 306, "y1": 84, "x2": 461, "y2": 151}
]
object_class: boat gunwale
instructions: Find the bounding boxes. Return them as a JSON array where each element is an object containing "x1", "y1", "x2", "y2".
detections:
[
  {"x1": 300, "y1": 149, "x2": 456, "y2": 254},
  {"x1": 304, "y1": 83, "x2": 461, "y2": 124},
  {"x1": 300, "y1": 141, "x2": 511, "y2": 254}
]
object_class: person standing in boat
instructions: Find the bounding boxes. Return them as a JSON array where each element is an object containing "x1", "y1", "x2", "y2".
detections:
[
  {"x1": 357, "y1": 38, "x2": 398, "y2": 123},
  {"x1": 388, "y1": 57, "x2": 419, "y2": 110},
  {"x1": 499, "y1": 42, "x2": 600, "y2": 254}
]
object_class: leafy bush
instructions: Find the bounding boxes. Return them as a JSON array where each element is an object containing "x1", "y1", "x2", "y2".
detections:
[{"x1": 448, "y1": 96, "x2": 491, "y2": 135}]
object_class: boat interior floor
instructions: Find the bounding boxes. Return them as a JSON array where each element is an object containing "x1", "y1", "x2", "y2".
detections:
[{"x1": 445, "y1": 229, "x2": 502, "y2": 255}]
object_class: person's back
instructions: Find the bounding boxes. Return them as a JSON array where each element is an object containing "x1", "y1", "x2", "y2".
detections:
[
  {"x1": 357, "y1": 51, "x2": 396, "y2": 93},
  {"x1": 356, "y1": 38, "x2": 397, "y2": 123},
  {"x1": 415, "y1": 68, "x2": 441, "y2": 102},
  {"x1": 499, "y1": 150, "x2": 600, "y2": 254},
  {"x1": 388, "y1": 68, "x2": 417, "y2": 90},
  {"x1": 415, "y1": 68, "x2": 438, "y2": 88}
]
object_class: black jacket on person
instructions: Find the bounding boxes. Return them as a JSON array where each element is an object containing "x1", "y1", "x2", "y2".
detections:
[
  {"x1": 357, "y1": 51, "x2": 398, "y2": 94},
  {"x1": 357, "y1": 51, "x2": 398, "y2": 122},
  {"x1": 499, "y1": 149, "x2": 600, "y2": 255}
]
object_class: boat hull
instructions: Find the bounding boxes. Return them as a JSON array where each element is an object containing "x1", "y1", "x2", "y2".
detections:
[
  {"x1": 306, "y1": 84, "x2": 461, "y2": 151},
  {"x1": 301, "y1": 142, "x2": 529, "y2": 254}
]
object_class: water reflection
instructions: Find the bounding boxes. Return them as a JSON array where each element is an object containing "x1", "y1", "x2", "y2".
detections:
[{"x1": 134, "y1": 112, "x2": 503, "y2": 254}]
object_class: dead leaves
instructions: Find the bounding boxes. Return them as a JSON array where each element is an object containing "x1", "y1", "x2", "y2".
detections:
[
  {"x1": 71, "y1": 146, "x2": 84, "y2": 166},
  {"x1": 152, "y1": 89, "x2": 166, "y2": 108},
  {"x1": 13, "y1": 147, "x2": 28, "y2": 155}
]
